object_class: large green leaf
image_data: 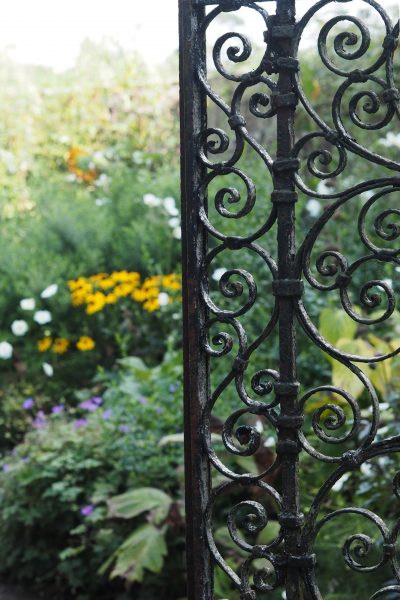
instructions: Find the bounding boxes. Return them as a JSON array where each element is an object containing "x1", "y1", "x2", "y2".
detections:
[
  {"x1": 331, "y1": 338, "x2": 391, "y2": 399},
  {"x1": 107, "y1": 487, "x2": 172, "y2": 524},
  {"x1": 109, "y1": 523, "x2": 167, "y2": 582},
  {"x1": 319, "y1": 307, "x2": 358, "y2": 346}
]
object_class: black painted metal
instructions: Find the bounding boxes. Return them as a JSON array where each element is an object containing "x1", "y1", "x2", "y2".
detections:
[{"x1": 179, "y1": 0, "x2": 400, "y2": 598}]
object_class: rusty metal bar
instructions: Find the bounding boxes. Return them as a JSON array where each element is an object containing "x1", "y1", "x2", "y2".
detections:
[{"x1": 179, "y1": 1, "x2": 213, "y2": 598}]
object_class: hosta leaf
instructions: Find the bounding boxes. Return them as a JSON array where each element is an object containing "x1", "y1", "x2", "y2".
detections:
[
  {"x1": 331, "y1": 339, "x2": 373, "y2": 399},
  {"x1": 319, "y1": 307, "x2": 357, "y2": 346},
  {"x1": 109, "y1": 523, "x2": 167, "y2": 582},
  {"x1": 331, "y1": 338, "x2": 391, "y2": 399},
  {"x1": 107, "y1": 487, "x2": 172, "y2": 523}
]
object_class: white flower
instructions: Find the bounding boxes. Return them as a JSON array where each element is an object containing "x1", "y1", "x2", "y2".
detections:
[
  {"x1": 172, "y1": 227, "x2": 182, "y2": 240},
  {"x1": 143, "y1": 193, "x2": 161, "y2": 207},
  {"x1": 382, "y1": 278, "x2": 393, "y2": 288},
  {"x1": 34, "y1": 310, "x2": 52, "y2": 325},
  {"x1": 306, "y1": 199, "x2": 322, "y2": 218},
  {"x1": 332, "y1": 472, "x2": 350, "y2": 492},
  {"x1": 0, "y1": 341, "x2": 13, "y2": 360},
  {"x1": 360, "y1": 190, "x2": 374, "y2": 200},
  {"x1": 164, "y1": 196, "x2": 179, "y2": 216},
  {"x1": 158, "y1": 292, "x2": 170, "y2": 306},
  {"x1": 360, "y1": 463, "x2": 374, "y2": 477},
  {"x1": 95, "y1": 197, "x2": 111, "y2": 206},
  {"x1": 65, "y1": 173, "x2": 77, "y2": 183},
  {"x1": 41, "y1": 284, "x2": 58, "y2": 299},
  {"x1": 42, "y1": 362, "x2": 54, "y2": 377},
  {"x1": 20, "y1": 298, "x2": 35, "y2": 311},
  {"x1": 132, "y1": 151, "x2": 144, "y2": 165},
  {"x1": 379, "y1": 132, "x2": 400, "y2": 149},
  {"x1": 168, "y1": 217, "x2": 180, "y2": 228},
  {"x1": 255, "y1": 419, "x2": 263, "y2": 434},
  {"x1": 95, "y1": 173, "x2": 110, "y2": 187},
  {"x1": 212, "y1": 268, "x2": 227, "y2": 282},
  {"x1": 263, "y1": 436, "x2": 276, "y2": 448},
  {"x1": 11, "y1": 320, "x2": 28, "y2": 336},
  {"x1": 316, "y1": 181, "x2": 331, "y2": 195}
]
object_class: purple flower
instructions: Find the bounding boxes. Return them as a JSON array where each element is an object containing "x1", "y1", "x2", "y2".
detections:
[
  {"x1": 22, "y1": 398, "x2": 35, "y2": 410},
  {"x1": 101, "y1": 409, "x2": 113, "y2": 420},
  {"x1": 118, "y1": 425, "x2": 130, "y2": 433},
  {"x1": 79, "y1": 399, "x2": 100, "y2": 412},
  {"x1": 169, "y1": 383, "x2": 179, "y2": 393},
  {"x1": 52, "y1": 404, "x2": 64, "y2": 414},
  {"x1": 80, "y1": 504, "x2": 93, "y2": 517},
  {"x1": 138, "y1": 396, "x2": 148, "y2": 406},
  {"x1": 91, "y1": 396, "x2": 103, "y2": 406},
  {"x1": 2, "y1": 464, "x2": 10, "y2": 473},
  {"x1": 155, "y1": 406, "x2": 162, "y2": 414},
  {"x1": 74, "y1": 418, "x2": 88, "y2": 429},
  {"x1": 32, "y1": 410, "x2": 47, "y2": 429}
]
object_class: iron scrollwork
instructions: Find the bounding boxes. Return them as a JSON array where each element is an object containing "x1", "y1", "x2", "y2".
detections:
[{"x1": 180, "y1": 0, "x2": 400, "y2": 598}]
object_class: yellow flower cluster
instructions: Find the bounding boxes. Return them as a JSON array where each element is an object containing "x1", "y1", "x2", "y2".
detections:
[
  {"x1": 67, "y1": 271, "x2": 181, "y2": 314},
  {"x1": 37, "y1": 336, "x2": 95, "y2": 353}
]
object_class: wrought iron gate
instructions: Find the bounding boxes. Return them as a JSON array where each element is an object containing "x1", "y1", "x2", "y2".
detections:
[{"x1": 179, "y1": 0, "x2": 400, "y2": 597}]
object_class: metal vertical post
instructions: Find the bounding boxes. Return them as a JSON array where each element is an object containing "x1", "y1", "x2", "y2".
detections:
[
  {"x1": 272, "y1": 0, "x2": 304, "y2": 597},
  {"x1": 179, "y1": 1, "x2": 213, "y2": 598}
]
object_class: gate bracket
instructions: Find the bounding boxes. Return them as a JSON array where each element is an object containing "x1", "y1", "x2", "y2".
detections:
[
  {"x1": 271, "y1": 190, "x2": 298, "y2": 204},
  {"x1": 272, "y1": 158, "x2": 300, "y2": 173},
  {"x1": 271, "y1": 92, "x2": 298, "y2": 109},
  {"x1": 277, "y1": 440, "x2": 301, "y2": 455},
  {"x1": 276, "y1": 414, "x2": 304, "y2": 429},
  {"x1": 279, "y1": 512, "x2": 305, "y2": 528},
  {"x1": 287, "y1": 554, "x2": 316, "y2": 568},
  {"x1": 274, "y1": 381, "x2": 300, "y2": 396},
  {"x1": 272, "y1": 279, "x2": 304, "y2": 297}
]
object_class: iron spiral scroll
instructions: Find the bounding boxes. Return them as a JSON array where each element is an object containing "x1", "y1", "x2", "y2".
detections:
[{"x1": 179, "y1": 0, "x2": 400, "y2": 598}]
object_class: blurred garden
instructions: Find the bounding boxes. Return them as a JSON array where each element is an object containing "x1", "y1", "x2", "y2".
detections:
[{"x1": 0, "y1": 2, "x2": 398, "y2": 599}]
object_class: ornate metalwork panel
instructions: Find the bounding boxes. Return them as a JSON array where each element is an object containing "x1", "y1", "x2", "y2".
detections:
[{"x1": 179, "y1": 0, "x2": 400, "y2": 598}]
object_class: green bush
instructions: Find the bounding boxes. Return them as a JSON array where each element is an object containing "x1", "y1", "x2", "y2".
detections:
[{"x1": 0, "y1": 352, "x2": 185, "y2": 599}]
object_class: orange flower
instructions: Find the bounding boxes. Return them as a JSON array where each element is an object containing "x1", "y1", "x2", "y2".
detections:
[{"x1": 66, "y1": 146, "x2": 96, "y2": 183}]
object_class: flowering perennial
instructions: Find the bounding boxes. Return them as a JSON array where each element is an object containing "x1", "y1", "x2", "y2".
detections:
[{"x1": 68, "y1": 271, "x2": 181, "y2": 314}]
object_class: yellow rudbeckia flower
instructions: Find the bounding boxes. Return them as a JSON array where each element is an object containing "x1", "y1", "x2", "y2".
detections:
[{"x1": 76, "y1": 336, "x2": 95, "y2": 351}]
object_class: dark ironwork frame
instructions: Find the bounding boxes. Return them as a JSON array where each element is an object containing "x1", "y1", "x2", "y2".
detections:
[{"x1": 179, "y1": 0, "x2": 400, "y2": 597}]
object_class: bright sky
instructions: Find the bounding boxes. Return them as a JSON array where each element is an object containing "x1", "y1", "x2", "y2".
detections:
[
  {"x1": 0, "y1": 0, "x2": 397, "y2": 70},
  {"x1": 0, "y1": 0, "x2": 180, "y2": 69}
]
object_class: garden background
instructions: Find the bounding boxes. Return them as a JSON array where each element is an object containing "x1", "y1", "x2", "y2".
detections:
[{"x1": 0, "y1": 1, "x2": 398, "y2": 599}]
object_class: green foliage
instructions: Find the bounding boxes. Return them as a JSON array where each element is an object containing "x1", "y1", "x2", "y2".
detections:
[
  {"x1": 318, "y1": 306, "x2": 400, "y2": 401},
  {"x1": 107, "y1": 487, "x2": 172, "y2": 522},
  {"x1": 102, "y1": 487, "x2": 173, "y2": 583},
  {"x1": 107, "y1": 523, "x2": 168, "y2": 583},
  {"x1": 0, "y1": 352, "x2": 184, "y2": 598}
]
